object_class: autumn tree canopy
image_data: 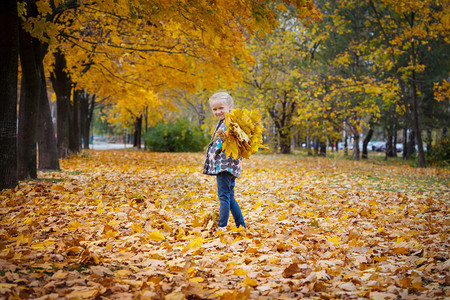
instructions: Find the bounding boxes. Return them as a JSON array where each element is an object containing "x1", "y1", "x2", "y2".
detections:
[
  {"x1": 0, "y1": 0, "x2": 320, "y2": 189},
  {"x1": 35, "y1": 0, "x2": 320, "y2": 102},
  {"x1": 231, "y1": 0, "x2": 448, "y2": 163}
]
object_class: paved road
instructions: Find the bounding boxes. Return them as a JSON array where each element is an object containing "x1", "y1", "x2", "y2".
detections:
[{"x1": 90, "y1": 143, "x2": 135, "y2": 150}]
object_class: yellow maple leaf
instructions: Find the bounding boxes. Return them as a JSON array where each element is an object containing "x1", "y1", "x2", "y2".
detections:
[
  {"x1": 148, "y1": 230, "x2": 165, "y2": 242},
  {"x1": 244, "y1": 277, "x2": 258, "y2": 287},
  {"x1": 131, "y1": 223, "x2": 143, "y2": 233},
  {"x1": 234, "y1": 268, "x2": 248, "y2": 276},
  {"x1": 327, "y1": 235, "x2": 341, "y2": 247},
  {"x1": 188, "y1": 237, "x2": 205, "y2": 248}
]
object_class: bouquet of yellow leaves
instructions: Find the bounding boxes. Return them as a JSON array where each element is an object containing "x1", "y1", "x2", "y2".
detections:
[{"x1": 218, "y1": 108, "x2": 266, "y2": 159}]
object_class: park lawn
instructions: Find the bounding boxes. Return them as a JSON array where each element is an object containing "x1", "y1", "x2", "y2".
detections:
[{"x1": 0, "y1": 151, "x2": 449, "y2": 299}]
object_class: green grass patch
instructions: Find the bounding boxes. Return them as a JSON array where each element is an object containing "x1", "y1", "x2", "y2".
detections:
[
  {"x1": 40, "y1": 178, "x2": 66, "y2": 182},
  {"x1": 67, "y1": 171, "x2": 83, "y2": 175}
]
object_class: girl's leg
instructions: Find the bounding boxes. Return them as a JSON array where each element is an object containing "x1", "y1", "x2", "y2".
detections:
[
  {"x1": 217, "y1": 172, "x2": 246, "y2": 228},
  {"x1": 228, "y1": 176, "x2": 246, "y2": 228},
  {"x1": 217, "y1": 172, "x2": 232, "y2": 227}
]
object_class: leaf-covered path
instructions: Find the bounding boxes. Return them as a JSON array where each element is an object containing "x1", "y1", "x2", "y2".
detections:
[{"x1": 1, "y1": 151, "x2": 449, "y2": 299}]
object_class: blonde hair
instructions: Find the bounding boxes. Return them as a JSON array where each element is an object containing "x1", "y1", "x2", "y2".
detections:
[{"x1": 209, "y1": 92, "x2": 234, "y2": 108}]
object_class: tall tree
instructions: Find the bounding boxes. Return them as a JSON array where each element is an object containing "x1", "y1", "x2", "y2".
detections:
[
  {"x1": 37, "y1": 53, "x2": 60, "y2": 171},
  {"x1": 79, "y1": 91, "x2": 95, "y2": 149},
  {"x1": 368, "y1": 0, "x2": 449, "y2": 167},
  {"x1": 50, "y1": 50, "x2": 72, "y2": 158},
  {"x1": 0, "y1": 0, "x2": 19, "y2": 189},
  {"x1": 303, "y1": 0, "x2": 396, "y2": 161},
  {"x1": 18, "y1": 1, "x2": 42, "y2": 180},
  {"x1": 238, "y1": 6, "x2": 316, "y2": 153}
]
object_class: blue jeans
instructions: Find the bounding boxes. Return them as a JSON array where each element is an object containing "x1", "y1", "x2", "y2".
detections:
[{"x1": 216, "y1": 172, "x2": 246, "y2": 228}]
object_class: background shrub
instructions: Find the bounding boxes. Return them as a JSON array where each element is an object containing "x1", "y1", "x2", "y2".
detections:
[
  {"x1": 426, "y1": 137, "x2": 450, "y2": 167},
  {"x1": 144, "y1": 119, "x2": 209, "y2": 152}
]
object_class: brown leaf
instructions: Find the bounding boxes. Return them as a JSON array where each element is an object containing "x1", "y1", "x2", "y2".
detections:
[{"x1": 282, "y1": 263, "x2": 301, "y2": 278}]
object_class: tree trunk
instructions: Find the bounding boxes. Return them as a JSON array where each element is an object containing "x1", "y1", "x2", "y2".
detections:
[
  {"x1": 51, "y1": 50, "x2": 72, "y2": 158},
  {"x1": 0, "y1": 0, "x2": 19, "y2": 190},
  {"x1": 198, "y1": 104, "x2": 206, "y2": 128},
  {"x1": 352, "y1": 134, "x2": 360, "y2": 161},
  {"x1": 314, "y1": 137, "x2": 319, "y2": 155},
  {"x1": 407, "y1": 129, "x2": 416, "y2": 159},
  {"x1": 385, "y1": 126, "x2": 396, "y2": 158},
  {"x1": 37, "y1": 57, "x2": 60, "y2": 171},
  {"x1": 134, "y1": 116, "x2": 142, "y2": 149},
  {"x1": 279, "y1": 128, "x2": 291, "y2": 154},
  {"x1": 18, "y1": 23, "x2": 41, "y2": 180},
  {"x1": 393, "y1": 126, "x2": 398, "y2": 154},
  {"x1": 410, "y1": 21, "x2": 426, "y2": 167},
  {"x1": 70, "y1": 90, "x2": 81, "y2": 153},
  {"x1": 319, "y1": 141, "x2": 326, "y2": 156},
  {"x1": 343, "y1": 123, "x2": 348, "y2": 156},
  {"x1": 403, "y1": 126, "x2": 408, "y2": 159},
  {"x1": 79, "y1": 91, "x2": 88, "y2": 149},
  {"x1": 362, "y1": 127, "x2": 374, "y2": 159},
  {"x1": 426, "y1": 127, "x2": 432, "y2": 152},
  {"x1": 80, "y1": 93, "x2": 95, "y2": 149},
  {"x1": 306, "y1": 126, "x2": 312, "y2": 155}
]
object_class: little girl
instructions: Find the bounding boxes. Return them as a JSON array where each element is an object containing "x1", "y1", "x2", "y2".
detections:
[{"x1": 203, "y1": 92, "x2": 246, "y2": 230}]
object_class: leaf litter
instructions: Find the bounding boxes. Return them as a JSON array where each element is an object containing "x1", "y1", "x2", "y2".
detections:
[{"x1": 0, "y1": 151, "x2": 449, "y2": 299}]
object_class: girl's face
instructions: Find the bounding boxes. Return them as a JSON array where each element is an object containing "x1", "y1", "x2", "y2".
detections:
[{"x1": 210, "y1": 99, "x2": 232, "y2": 120}]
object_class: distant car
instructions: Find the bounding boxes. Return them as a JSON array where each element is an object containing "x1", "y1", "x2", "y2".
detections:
[
  {"x1": 371, "y1": 141, "x2": 386, "y2": 152},
  {"x1": 92, "y1": 135, "x2": 108, "y2": 143}
]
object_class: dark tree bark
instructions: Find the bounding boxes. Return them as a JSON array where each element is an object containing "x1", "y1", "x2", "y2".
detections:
[
  {"x1": 306, "y1": 127, "x2": 312, "y2": 156},
  {"x1": 362, "y1": 127, "x2": 374, "y2": 159},
  {"x1": 267, "y1": 94, "x2": 295, "y2": 154},
  {"x1": 18, "y1": 21, "x2": 41, "y2": 180},
  {"x1": 134, "y1": 116, "x2": 142, "y2": 149},
  {"x1": 319, "y1": 141, "x2": 326, "y2": 156},
  {"x1": 343, "y1": 122, "x2": 348, "y2": 156},
  {"x1": 279, "y1": 129, "x2": 291, "y2": 154},
  {"x1": 385, "y1": 126, "x2": 396, "y2": 159},
  {"x1": 426, "y1": 127, "x2": 432, "y2": 152},
  {"x1": 403, "y1": 125, "x2": 408, "y2": 159},
  {"x1": 50, "y1": 50, "x2": 72, "y2": 158},
  {"x1": 352, "y1": 134, "x2": 360, "y2": 161},
  {"x1": 37, "y1": 65, "x2": 60, "y2": 170},
  {"x1": 406, "y1": 129, "x2": 416, "y2": 159},
  {"x1": 0, "y1": 0, "x2": 19, "y2": 190},
  {"x1": 198, "y1": 104, "x2": 206, "y2": 128},
  {"x1": 79, "y1": 92, "x2": 88, "y2": 149},
  {"x1": 80, "y1": 92, "x2": 95, "y2": 149},
  {"x1": 329, "y1": 137, "x2": 337, "y2": 153},
  {"x1": 70, "y1": 90, "x2": 81, "y2": 153},
  {"x1": 37, "y1": 46, "x2": 60, "y2": 171},
  {"x1": 393, "y1": 127, "x2": 398, "y2": 153}
]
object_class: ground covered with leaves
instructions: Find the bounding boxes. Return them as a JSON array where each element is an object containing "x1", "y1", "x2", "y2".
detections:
[{"x1": 1, "y1": 151, "x2": 449, "y2": 299}]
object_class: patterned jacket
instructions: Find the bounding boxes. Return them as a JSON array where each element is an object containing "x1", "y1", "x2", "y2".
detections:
[{"x1": 203, "y1": 120, "x2": 242, "y2": 178}]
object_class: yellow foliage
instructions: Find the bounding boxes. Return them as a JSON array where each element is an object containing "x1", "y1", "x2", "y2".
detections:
[
  {"x1": 147, "y1": 230, "x2": 165, "y2": 242},
  {"x1": 220, "y1": 109, "x2": 266, "y2": 159},
  {"x1": 234, "y1": 268, "x2": 248, "y2": 276},
  {"x1": 244, "y1": 277, "x2": 258, "y2": 287},
  {"x1": 434, "y1": 79, "x2": 450, "y2": 102}
]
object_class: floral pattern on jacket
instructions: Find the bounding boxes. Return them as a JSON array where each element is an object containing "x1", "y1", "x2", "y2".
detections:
[{"x1": 203, "y1": 120, "x2": 242, "y2": 178}]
